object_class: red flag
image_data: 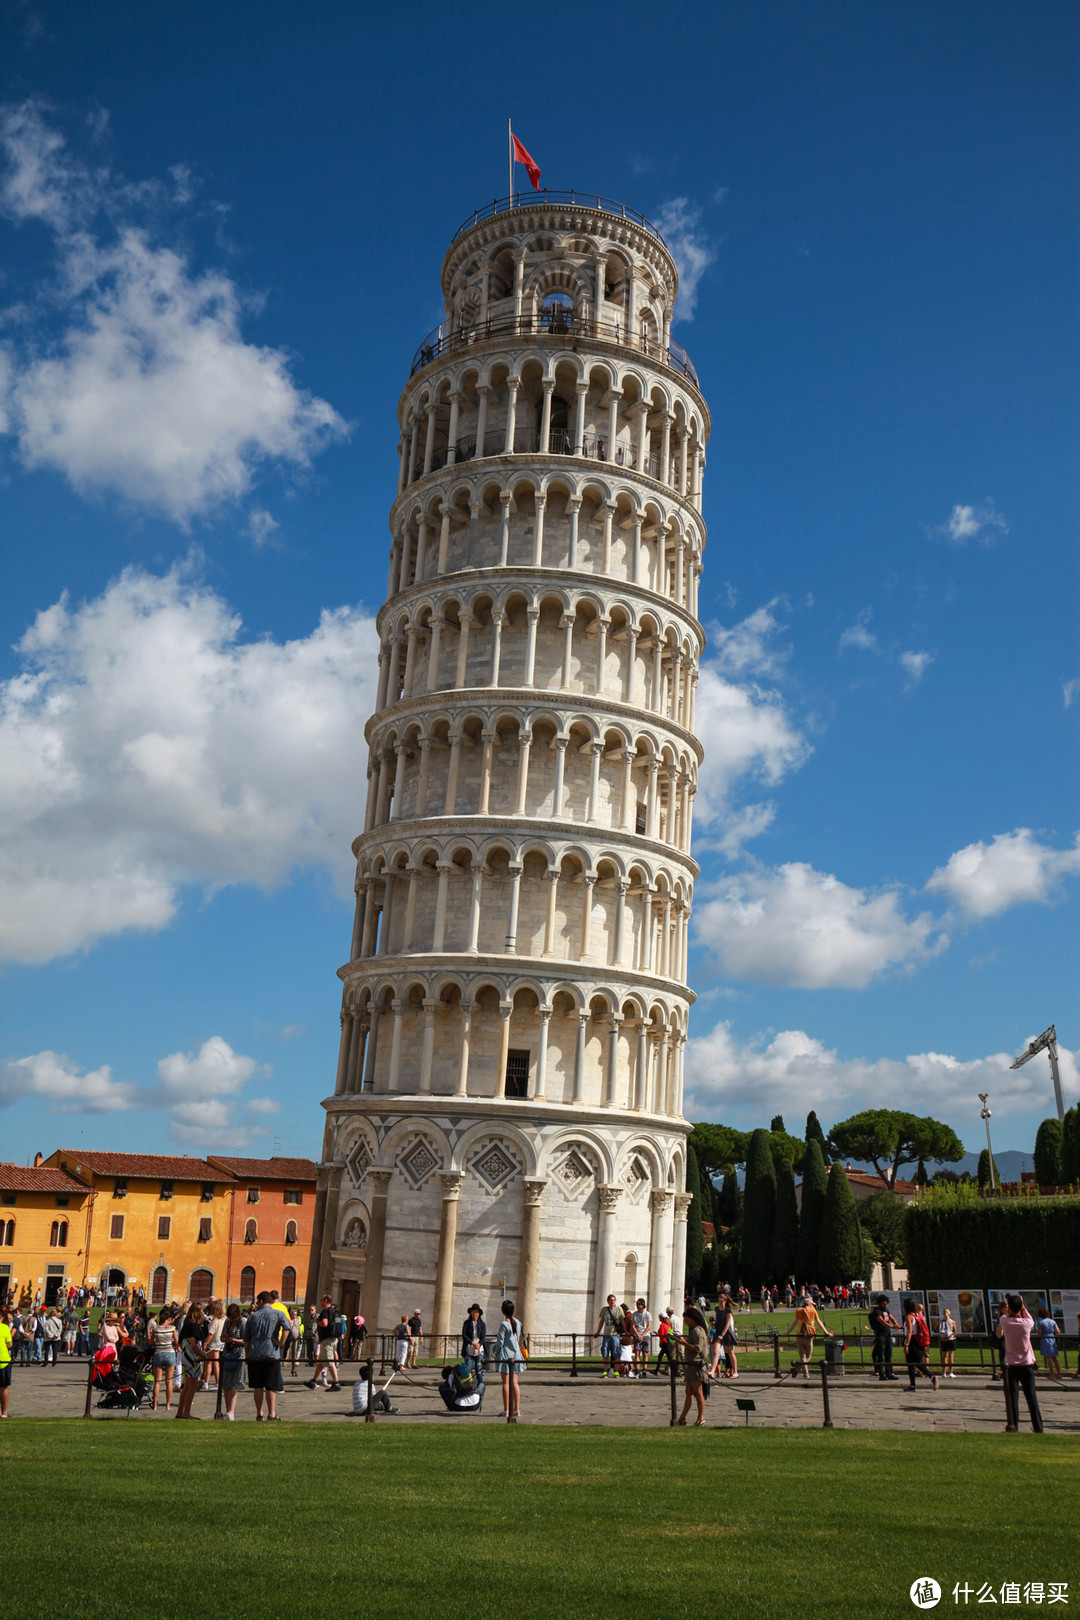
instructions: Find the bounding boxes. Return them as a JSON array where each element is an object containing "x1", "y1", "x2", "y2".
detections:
[{"x1": 511, "y1": 133, "x2": 541, "y2": 191}]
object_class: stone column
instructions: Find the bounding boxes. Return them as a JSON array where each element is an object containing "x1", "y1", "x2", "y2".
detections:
[
  {"x1": 533, "y1": 1008, "x2": 551, "y2": 1098},
  {"x1": 503, "y1": 380, "x2": 519, "y2": 456},
  {"x1": 444, "y1": 730, "x2": 462, "y2": 814},
  {"x1": 490, "y1": 613, "x2": 504, "y2": 687},
  {"x1": 647, "y1": 1189, "x2": 673, "y2": 1314},
  {"x1": 402, "y1": 865, "x2": 420, "y2": 951},
  {"x1": 361, "y1": 1007, "x2": 380, "y2": 1092},
  {"x1": 377, "y1": 872, "x2": 396, "y2": 954},
  {"x1": 493, "y1": 1000, "x2": 513, "y2": 1098},
  {"x1": 640, "y1": 886, "x2": 653, "y2": 972},
  {"x1": 603, "y1": 1016, "x2": 622, "y2": 1108},
  {"x1": 587, "y1": 741, "x2": 603, "y2": 823},
  {"x1": 391, "y1": 743, "x2": 408, "y2": 820},
  {"x1": 634, "y1": 1021, "x2": 648, "y2": 1110},
  {"x1": 478, "y1": 730, "x2": 495, "y2": 813},
  {"x1": 595, "y1": 617, "x2": 608, "y2": 696},
  {"x1": 474, "y1": 384, "x2": 489, "y2": 453},
  {"x1": 524, "y1": 607, "x2": 540, "y2": 686},
  {"x1": 568, "y1": 496, "x2": 582, "y2": 566},
  {"x1": 432, "y1": 862, "x2": 452, "y2": 950},
  {"x1": 455, "y1": 1003, "x2": 473, "y2": 1096},
  {"x1": 347, "y1": 1016, "x2": 368, "y2": 1094},
  {"x1": 560, "y1": 613, "x2": 575, "y2": 687},
  {"x1": 532, "y1": 494, "x2": 547, "y2": 566},
  {"x1": 387, "y1": 999, "x2": 405, "y2": 1091},
  {"x1": 499, "y1": 490, "x2": 513, "y2": 564},
  {"x1": 552, "y1": 736, "x2": 568, "y2": 818},
  {"x1": 466, "y1": 864, "x2": 484, "y2": 953},
  {"x1": 431, "y1": 1172, "x2": 465, "y2": 1343},
  {"x1": 579, "y1": 873, "x2": 595, "y2": 961},
  {"x1": 601, "y1": 501, "x2": 615, "y2": 572},
  {"x1": 613, "y1": 879, "x2": 628, "y2": 965},
  {"x1": 446, "y1": 393, "x2": 461, "y2": 463},
  {"x1": 359, "y1": 1169, "x2": 393, "y2": 1333},
  {"x1": 418, "y1": 999, "x2": 438, "y2": 1093},
  {"x1": 621, "y1": 748, "x2": 636, "y2": 830},
  {"x1": 506, "y1": 862, "x2": 523, "y2": 952},
  {"x1": 333, "y1": 1012, "x2": 353, "y2": 1096},
  {"x1": 515, "y1": 730, "x2": 532, "y2": 813},
  {"x1": 671, "y1": 1193, "x2": 693, "y2": 1307},
  {"x1": 543, "y1": 868, "x2": 559, "y2": 957},
  {"x1": 426, "y1": 618, "x2": 443, "y2": 691},
  {"x1": 454, "y1": 612, "x2": 472, "y2": 687},
  {"x1": 573, "y1": 382, "x2": 588, "y2": 455},
  {"x1": 519, "y1": 1178, "x2": 546, "y2": 1334},
  {"x1": 314, "y1": 1164, "x2": 344, "y2": 1302},
  {"x1": 572, "y1": 1010, "x2": 589, "y2": 1103},
  {"x1": 423, "y1": 404, "x2": 437, "y2": 476},
  {"x1": 437, "y1": 505, "x2": 451, "y2": 572},
  {"x1": 539, "y1": 380, "x2": 554, "y2": 454},
  {"x1": 593, "y1": 1185, "x2": 622, "y2": 1324}
]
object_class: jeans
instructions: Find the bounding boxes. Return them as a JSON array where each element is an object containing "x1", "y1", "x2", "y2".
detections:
[
  {"x1": 18, "y1": 1338, "x2": 31, "y2": 1365},
  {"x1": 42, "y1": 1339, "x2": 58, "y2": 1365},
  {"x1": 906, "y1": 1342, "x2": 933, "y2": 1382},
  {"x1": 1005, "y1": 1364, "x2": 1044, "y2": 1433},
  {"x1": 872, "y1": 1333, "x2": 894, "y2": 1375},
  {"x1": 33, "y1": 1337, "x2": 44, "y2": 1363}
]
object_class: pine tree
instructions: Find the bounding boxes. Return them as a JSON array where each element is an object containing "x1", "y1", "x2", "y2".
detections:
[
  {"x1": 795, "y1": 1138, "x2": 827, "y2": 1283},
  {"x1": 1034, "y1": 1118, "x2": 1064, "y2": 1187},
  {"x1": 685, "y1": 1144, "x2": 706, "y2": 1288},
  {"x1": 818, "y1": 1163, "x2": 862, "y2": 1285},
  {"x1": 740, "y1": 1128, "x2": 776, "y2": 1285},
  {"x1": 805, "y1": 1110, "x2": 830, "y2": 1164},
  {"x1": 771, "y1": 1154, "x2": 799, "y2": 1283},
  {"x1": 770, "y1": 1115, "x2": 786, "y2": 1133}
]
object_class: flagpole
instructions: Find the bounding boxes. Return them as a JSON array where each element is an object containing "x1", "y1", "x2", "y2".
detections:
[{"x1": 507, "y1": 117, "x2": 513, "y2": 209}]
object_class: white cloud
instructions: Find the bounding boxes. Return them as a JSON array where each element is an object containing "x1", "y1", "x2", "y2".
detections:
[
  {"x1": 247, "y1": 508, "x2": 279, "y2": 547},
  {"x1": 927, "y1": 828, "x2": 1080, "y2": 919},
  {"x1": 0, "y1": 102, "x2": 346, "y2": 523},
  {"x1": 693, "y1": 862, "x2": 946, "y2": 989},
  {"x1": 900, "y1": 649, "x2": 936, "y2": 687},
  {"x1": 838, "y1": 611, "x2": 879, "y2": 655},
  {"x1": 0, "y1": 563, "x2": 379, "y2": 964},
  {"x1": 707, "y1": 601, "x2": 790, "y2": 678},
  {"x1": 0, "y1": 1050, "x2": 135, "y2": 1113},
  {"x1": 1063, "y1": 679, "x2": 1079, "y2": 710},
  {"x1": 247, "y1": 1096, "x2": 281, "y2": 1115},
  {"x1": 684, "y1": 1019, "x2": 1079, "y2": 1126},
  {"x1": 655, "y1": 197, "x2": 715, "y2": 321},
  {"x1": 935, "y1": 499, "x2": 1009, "y2": 547}
]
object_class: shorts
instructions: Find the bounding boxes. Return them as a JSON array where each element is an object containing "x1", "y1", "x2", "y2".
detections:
[
  {"x1": 0, "y1": 1364, "x2": 11, "y2": 1388},
  {"x1": 601, "y1": 1334, "x2": 620, "y2": 1361},
  {"x1": 152, "y1": 1350, "x2": 176, "y2": 1369},
  {"x1": 637, "y1": 1336, "x2": 651, "y2": 1354},
  {"x1": 316, "y1": 1341, "x2": 338, "y2": 1362},
  {"x1": 246, "y1": 1359, "x2": 284, "y2": 1392}
]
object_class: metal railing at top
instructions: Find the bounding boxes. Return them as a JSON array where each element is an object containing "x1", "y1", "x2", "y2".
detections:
[
  {"x1": 452, "y1": 192, "x2": 667, "y2": 246},
  {"x1": 410, "y1": 310, "x2": 698, "y2": 386}
]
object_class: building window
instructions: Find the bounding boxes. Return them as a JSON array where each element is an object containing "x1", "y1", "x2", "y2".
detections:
[
  {"x1": 1, "y1": 1195, "x2": 15, "y2": 1207},
  {"x1": 189, "y1": 1268, "x2": 213, "y2": 1306},
  {"x1": 198, "y1": 1218, "x2": 212, "y2": 1243},
  {"x1": 246, "y1": 1186, "x2": 260, "y2": 1204},
  {"x1": 54, "y1": 1196, "x2": 70, "y2": 1208},
  {"x1": 110, "y1": 1214, "x2": 125, "y2": 1241},
  {"x1": 283, "y1": 1189, "x2": 302, "y2": 1205},
  {"x1": 151, "y1": 1265, "x2": 168, "y2": 1305},
  {"x1": 281, "y1": 1266, "x2": 297, "y2": 1301},
  {"x1": 200, "y1": 1182, "x2": 215, "y2": 1203},
  {"x1": 244, "y1": 1218, "x2": 257, "y2": 1244},
  {"x1": 159, "y1": 1181, "x2": 173, "y2": 1200},
  {"x1": 49, "y1": 1220, "x2": 68, "y2": 1248},
  {"x1": 0, "y1": 1220, "x2": 14, "y2": 1245},
  {"x1": 285, "y1": 1219, "x2": 298, "y2": 1245},
  {"x1": 635, "y1": 803, "x2": 647, "y2": 834},
  {"x1": 239, "y1": 1265, "x2": 256, "y2": 1303},
  {"x1": 158, "y1": 1216, "x2": 171, "y2": 1241},
  {"x1": 505, "y1": 1048, "x2": 530, "y2": 1099},
  {"x1": 113, "y1": 1179, "x2": 127, "y2": 1199}
]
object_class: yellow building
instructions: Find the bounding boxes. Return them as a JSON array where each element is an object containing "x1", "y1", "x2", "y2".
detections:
[
  {"x1": 0, "y1": 1160, "x2": 90, "y2": 1307},
  {"x1": 46, "y1": 1150, "x2": 234, "y2": 1306}
]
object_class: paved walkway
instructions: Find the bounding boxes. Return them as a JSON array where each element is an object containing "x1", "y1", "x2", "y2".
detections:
[{"x1": 5, "y1": 1359, "x2": 1079, "y2": 1433}]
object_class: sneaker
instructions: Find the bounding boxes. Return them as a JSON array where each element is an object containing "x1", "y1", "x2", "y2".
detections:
[
  {"x1": 902, "y1": 1384, "x2": 916, "y2": 1392},
  {"x1": 600, "y1": 1370, "x2": 608, "y2": 1378},
  {"x1": 305, "y1": 1379, "x2": 317, "y2": 1389},
  {"x1": 931, "y1": 1376, "x2": 938, "y2": 1390},
  {"x1": 225, "y1": 1411, "x2": 235, "y2": 1421}
]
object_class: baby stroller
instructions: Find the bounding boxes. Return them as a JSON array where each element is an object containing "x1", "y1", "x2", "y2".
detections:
[{"x1": 93, "y1": 1342, "x2": 154, "y2": 1413}]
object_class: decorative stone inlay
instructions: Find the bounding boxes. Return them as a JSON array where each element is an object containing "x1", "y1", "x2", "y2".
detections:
[
  {"x1": 623, "y1": 1155, "x2": 650, "y2": 1200},
  {"x1": 553, "y1": 1145, "x2": 596, "y2": 1200},
  {"x1": 469, "y1": 1140, "x2": 520, "y2": 1193},
  {"x1": 345, "y1": 1139, "x2": 373, "y2": 1186},
  {"x1": 397, "y1": 1135, "x2": 441, "y2": 1188}
]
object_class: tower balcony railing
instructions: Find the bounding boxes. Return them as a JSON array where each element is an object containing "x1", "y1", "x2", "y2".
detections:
[
  {"x1": 419, "y1": 427, "x2": 676, "y2": 486},
  {"x1": 451, "y1": 191, "x2": 668, "y2": 246},
  {"x1": 410, "y1": 308, "x2": 698, "y2": 386}
]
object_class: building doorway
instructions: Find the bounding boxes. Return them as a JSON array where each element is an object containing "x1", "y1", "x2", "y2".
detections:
[
  {"x1": 151, "y1": 1266, "x2": 169, "y2": 1305},
  {"x1": 188, "y1": 1268, "x2": 213, "y2": 1306}
]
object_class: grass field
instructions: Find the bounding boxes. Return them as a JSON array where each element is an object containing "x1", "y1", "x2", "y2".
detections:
[{"x1": 2, "y1": 1423, "x2": 1074, "y2": 1618}]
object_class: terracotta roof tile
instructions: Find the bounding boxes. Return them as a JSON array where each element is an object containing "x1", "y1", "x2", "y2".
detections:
[
  {"x1": 205, "y1": 1156, "x2": 318, "y2": 1182},
  {"x1": 0, "y1": 1164, "x2": 89, "y2": 1194},
  {"x1": 51, "y1": 1150, "x2": 225, "y2": 1181}
]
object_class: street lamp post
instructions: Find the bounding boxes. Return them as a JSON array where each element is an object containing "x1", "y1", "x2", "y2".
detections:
[{"x1": 978, "y1": 1094, "x2": 997, "y2": 1191}]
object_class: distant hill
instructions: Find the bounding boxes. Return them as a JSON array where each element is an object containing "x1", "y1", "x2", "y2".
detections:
[{"x1": 831, "y1": 1150, "x2": 1031, "y2": 1184}]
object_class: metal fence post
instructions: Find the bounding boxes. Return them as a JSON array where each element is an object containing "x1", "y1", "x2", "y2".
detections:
[
  {"x1": 365, "y1": 1356, "x2": 375, "y2": 1424},
  {"x1": 773, "y1": 1331, "x2": 780, "y2": 1379},
  {"x1": 82, "y1": 1357, "x2": 94, "y2": 1418},
  {"x1": 820, "y1": 1361, "x2": 834, "y2": 1428},
  {"x1": 570, "y1": 1333, "x2": 578, "y2": 1378},
  {"x1": 669, "y1": 1351, "x2": 678, "y2": 1425}
]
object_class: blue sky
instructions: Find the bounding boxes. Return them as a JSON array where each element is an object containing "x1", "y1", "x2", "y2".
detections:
[{"x1": 0, "y1": 0, "x2": 1076, "y2": 1165}]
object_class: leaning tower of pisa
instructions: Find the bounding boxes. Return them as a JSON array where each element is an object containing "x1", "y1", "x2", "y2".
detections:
[{"x1": 307, "y1": 192, "x2": 709, "y2": 1339}]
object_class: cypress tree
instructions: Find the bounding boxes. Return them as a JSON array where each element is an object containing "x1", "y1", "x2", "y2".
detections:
[
  {"x1": 771, "y1": 1154, "x2": 799, "y2": 1283},
  {"x1": 740, "y1": 1127, "x2": 776, "y2": 1285},
  {"x1": 685, "y1": 1143, "x2": 706, "y2": 1287},
  {"x1": 915, "y1": 1157, "x2": 929, "y2": 1186},
  {"x1": 1034, "y1": 1118, "x2": 1064, "y2": 1187},
  {"x1": 795, "y1": 1138, "x2": 827, "y2": 1283},
  {"x1": 718, "y1": 1169, "x2": 741, "y2": 1227},
  {"x1": 977, "y1": 1148, "x2": 999, "y2": 1190},
  {"x1": 805, "y1": 1110, "x2": 830, "y2": 1164},
  {"x1": 1063, "y1": 1106, "x2": 1080, "y2": 1185},
  {"x1": 818, "y1": 1163, "x2": 862, "y2": 1285},
  {"x1": 770, "y1": 1114, "x2": 786, "y2": 1133}
]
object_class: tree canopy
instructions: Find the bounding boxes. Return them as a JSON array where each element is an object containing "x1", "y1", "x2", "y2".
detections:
[
  {"x1": 827, "y1": 1110, "x2": 963, "y2": 1188},
  {"x1": 857, "y1": 1189, "x2": 907, "y2": 1265},
  {"x1": 689, "y1": 1122, "x2": 749, "y2": 1177}
]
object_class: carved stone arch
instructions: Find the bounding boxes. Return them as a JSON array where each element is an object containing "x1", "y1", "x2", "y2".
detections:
[
  {"x1": 525, "y1": 262, "x2": 593, "y2": 307},
  {"x1": 451, "y1": 1117, "x2": 537, "y2": 1178},
  {"x1": 546, "y1": 978, "x2": 587, "y2": 1011},
  {"x1": 616, "y1": 1140, "x2": 664, "y2": 1197},
  {"x1": 539, "y1": 1127, "x2": 615, "y2": 1187},
  {"x1": 554, "y1": 840, "x2": 598, "y2": 878},
  {"x1": 337, "y1": 1202, "x2": 370, "y2": 1251},
  {"x1": 430, "y1": 969, "x2": 469, "y2": 1000},
  {"x1": 504, "y1": 972, "x2": 549, "y2": 1006},
  {"x1": 592, "y1": 843, "x2": 629, "y2": 880}
]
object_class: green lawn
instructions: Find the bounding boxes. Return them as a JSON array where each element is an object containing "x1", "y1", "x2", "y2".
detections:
[{"x1": 2, "y1": 1423, "x2": 1074, "y2": 1617}]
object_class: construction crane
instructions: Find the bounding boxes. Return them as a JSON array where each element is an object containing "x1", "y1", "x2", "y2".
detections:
[{"x1": 1009, "y1": 1024, "x2": 1065, "y2": 1122}]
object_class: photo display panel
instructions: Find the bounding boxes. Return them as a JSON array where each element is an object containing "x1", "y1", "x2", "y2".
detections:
[{"x1": 926, "y1": 1288, "x2": 987, "y2": 1335}]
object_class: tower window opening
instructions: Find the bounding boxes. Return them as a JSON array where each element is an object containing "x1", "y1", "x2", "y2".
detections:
[
  {"x1": 505, "y1": 1049, "x2": 530, "y2": 1099},
  {"x1": 635, "y1": 803, "x2": 647, "y2": 834},
  {"x1": 540, "y1": 291, "x2": 574, "y2": 334}
]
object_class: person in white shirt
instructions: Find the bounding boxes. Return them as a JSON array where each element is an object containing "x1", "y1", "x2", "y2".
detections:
[{"x1": 631, "y1": 1300, "x2": 652, "y2": 1374}]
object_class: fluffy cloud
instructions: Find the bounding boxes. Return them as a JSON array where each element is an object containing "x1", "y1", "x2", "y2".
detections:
[
  {"x1": 693, "y1": 862, "x2": 946, "y2": 989},
  {"x1": 684, "y1": 1019, "x2": 1079, "y2": 1126},
  {"x1": 838, "y1": 612, "x2": 879, "y2": 655},
  {"x1": 655, "y1": 197, "x2": 715, "y2": 320},
  {"x1": 839, "y1": 610, "x2": 935, "y2": 689},
  {"x1": 0, "y1": 564, "x2": 379, "y2": 964},
  {"x1": 0, "y1": 1050, "x2": 136, "y2": 1113},
  {"x1": 692, "y1": 606, "x2": 809, "y2": 855},
  {"x1": 935, "y1": 500, "x2": 1009, "y2": 547},
  {"x1": 927, "y1": 828, "x2": 1080, "y2": 919},
  {"x1": 899, "y1": 649, "x2": 936, "y2": 687},
  {"x1": 0, "y1": 102, "x2": 346, "y2": 522}
]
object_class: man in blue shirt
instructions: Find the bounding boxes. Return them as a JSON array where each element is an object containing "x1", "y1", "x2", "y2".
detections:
[{"x1": 244, "y1": 1291, "x2": 285, "y2": 1420}]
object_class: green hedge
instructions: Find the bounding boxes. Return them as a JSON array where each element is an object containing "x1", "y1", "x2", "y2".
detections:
[{"x1": 904, "y1": 1193, "x2": 1080, "y2": 1288}]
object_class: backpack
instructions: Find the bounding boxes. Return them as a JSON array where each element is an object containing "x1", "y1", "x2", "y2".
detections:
[
  {"x1": 913, "y1": 1312, "x2": 930, "y2": 1348},
  {"x1": 451, "y1": 1361, "x2": 476, "y2": 1395}
]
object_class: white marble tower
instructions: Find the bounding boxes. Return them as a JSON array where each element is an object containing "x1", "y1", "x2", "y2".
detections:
[{"x1": 308, "y1": 191, "x2": 709, "y2": 1339}]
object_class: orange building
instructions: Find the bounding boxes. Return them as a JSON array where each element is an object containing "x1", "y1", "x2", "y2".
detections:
[
  {"x1": 38, "y1": 1150, "x2": 318, "y2": 1306},
  {"x1": 0, "y1": 1161, "x2": 90, "y2": 1307},
  {"x1": 206, "y1": 1156, "x2": 317, "y2": 1307}
]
